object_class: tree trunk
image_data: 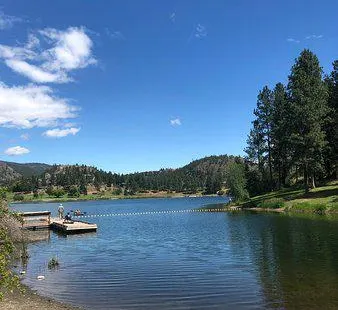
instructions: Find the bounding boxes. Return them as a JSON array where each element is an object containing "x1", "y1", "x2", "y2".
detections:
[
  {"x1": 267, "y1": 136, "x2": 273, "y2": 191},
  {"x1": 304, "y1": 163, "x2": 309, "y2": 193},
  {"x1": 278, "y1": 162, "x2": 281, "y2": 190},
  {"x1": 312, "y1": 173, "x2": 316, "y2": 189},
  {"x1": 282, "y1": 163, "x2": 287, "y2": 187}
]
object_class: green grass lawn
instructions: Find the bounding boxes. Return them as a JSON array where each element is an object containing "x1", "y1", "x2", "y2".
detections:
[{"x1": 240, "y1": 180, "x2": 338, "y2": 213}]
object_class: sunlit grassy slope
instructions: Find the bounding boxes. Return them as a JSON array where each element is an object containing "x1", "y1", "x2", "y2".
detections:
[{"x1": 241, "y1": 180, "x2": 338, "y2": 212}]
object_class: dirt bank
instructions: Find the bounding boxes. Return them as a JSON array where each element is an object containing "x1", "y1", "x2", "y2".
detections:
[{"x1": 1, "y1": 286, "x2": 82, "y2": 310}]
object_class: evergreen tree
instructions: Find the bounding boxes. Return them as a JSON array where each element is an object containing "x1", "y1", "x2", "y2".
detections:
[
  {"x1": 245, "y1": 120, "x2": 265, "y2": 171},
  {"x1": 287, "y1": 49, "x2": 329, "y2": 190},
  {"x1": 271, "y1": 83, "x2": 290, "y2": 188},
  {"x1": 254, "y1": 86, "x2": 274, "y2": 188},
  {"x1": 324, "y1": 60, "x2": 338, "y2": 178}
]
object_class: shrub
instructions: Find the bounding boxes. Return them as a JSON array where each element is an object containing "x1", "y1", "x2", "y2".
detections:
[
  {"x1": 13, "y1": 193, "x2": 24, "y2": 201},
  {"x1": 112, "y1": 188, "x2": 122, "y2": 195},
  {"x1": 258, "y1": 198, "x2": 285, "y2": 209},
  {"x1": 0, "y1": 200, "x2": 24, "y2": 299},
  {"x1": 0, "y1": 188, "x2": 7, "y2": 199},
  {"x1": 53, "y1": 189, "x2": 65, "y2": 198},
  {"x1": 290, "y1": 202, "x2": 327, "y2": 214},
  {"x1": 242, "y1": 199, "x2": 259, "y2": 208},
  {"x1": 67, "y1": 186, "x2": 80, "y2": 198}
]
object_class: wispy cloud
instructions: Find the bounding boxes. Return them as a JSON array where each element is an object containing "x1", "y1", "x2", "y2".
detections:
[
  {"x1": 0, "y1": 26, "x2": 96, "y2": 83},
  {"x1": 287, "y1": 38, "x2": 300, "y2": 43},
  {"x1": 20, "y1": 133, "x2": 30, "y2": 141},
  {"x1": 195, "y1": 24, "x2": 207, "y2": 39},
  {"x1": 105, "y1": 28, "x2": 125, "y2": 40},
  {"x1": 170, "y1": 118, "x2": 181, "y2": 126},
  {"x1": 43, "y1": 127, "x2": 80, "y2": 138},
  {"x1": 0, "y1": 11, "x2": 22, "y2": 30},
  {"x1": 305, "y1": 34, "x2": 323, "y2": 40},
  {"x1": 169, "y1": 12, "x2": 176, "y2": 23},
  {"x1": 4, "y1": 146, "x2": 30, "y2": 156}
]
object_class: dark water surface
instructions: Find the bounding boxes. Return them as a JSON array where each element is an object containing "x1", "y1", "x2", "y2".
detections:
[{"x1": 11, "y1": 197, "x2": 338, "y2": 309}]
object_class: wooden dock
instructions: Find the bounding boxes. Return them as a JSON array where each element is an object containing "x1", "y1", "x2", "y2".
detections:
[
  {"x1": 50, "y1": 218, "x2": 97, "y2": 234},
  {"x1": 19, "y1": 211, "x2": 51, "y2": 230},
  {"x1": 19, "y1": 211, "x2": 97, "y2": 234}
]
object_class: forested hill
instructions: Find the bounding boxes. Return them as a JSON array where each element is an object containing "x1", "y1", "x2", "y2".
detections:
[
  {"x1": 123, "y1": 155, "x2": 242, "y2": 194},
  {"x1": 0, "y1": 161, "x2": 51, "y2": 185},
  {"x1": 6, "y1": 155, "x2": 243, "y2": 195}
]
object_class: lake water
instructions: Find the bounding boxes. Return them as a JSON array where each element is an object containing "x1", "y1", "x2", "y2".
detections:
[{"x1": 11, "y1": 197, "x2": 338, "y2": 309}]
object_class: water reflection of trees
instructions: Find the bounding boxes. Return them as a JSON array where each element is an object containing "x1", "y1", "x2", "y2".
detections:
[{"x1": 226, "y1": 212, "x2": 338, "y2": 309}]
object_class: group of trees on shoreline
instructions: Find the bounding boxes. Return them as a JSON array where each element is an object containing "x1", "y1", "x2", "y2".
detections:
[{"x1": 242, "y1": 49, "x2": 337, "y2": 198}]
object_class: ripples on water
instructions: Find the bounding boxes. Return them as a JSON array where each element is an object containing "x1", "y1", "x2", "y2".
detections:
[{"x1": 12, "y1": 197, "x2": 338, "y2": 309}]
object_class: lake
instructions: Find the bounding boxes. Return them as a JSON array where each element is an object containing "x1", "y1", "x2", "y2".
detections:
[{"x1": 11, "y1": 197, "x2": 338, "y2": 309}]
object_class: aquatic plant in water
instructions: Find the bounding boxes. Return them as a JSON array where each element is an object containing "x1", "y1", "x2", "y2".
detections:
[{"x1": 48, "y1": 256, "x2": 60, "y2": 269}]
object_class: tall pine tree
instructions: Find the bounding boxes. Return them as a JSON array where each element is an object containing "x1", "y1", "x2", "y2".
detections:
[
  {"x1": 287, "y1": 49, "x2": 329, "y2": 190},
  {"x1": 271, "y1": 83, "x2": 290, "y2": 188},
  {"x1": 253, "y1": 86, "x2": 275, "y2": 189},
  {"x1": 324, "y1": 60, "x2": 338, "y2": 178}
]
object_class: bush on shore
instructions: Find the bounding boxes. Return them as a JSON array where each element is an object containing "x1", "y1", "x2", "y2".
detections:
[
  {"x1": 0, "y1": 200, "x2": 24, "y2": 299},
  {"x1": 287, "y1": 202, "x2": 328, "y2": 214},
  {"x1": 258, "y1": 198, "x2": 285, "y2": 209}
]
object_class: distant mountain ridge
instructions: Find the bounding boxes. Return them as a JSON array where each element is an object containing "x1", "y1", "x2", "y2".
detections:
[
  {"x1": 1, "y1": 155, "x2": 243, "y2": 194},
  {"x1": 0, "y1": 161, "x2": 52, "y2": 185}
]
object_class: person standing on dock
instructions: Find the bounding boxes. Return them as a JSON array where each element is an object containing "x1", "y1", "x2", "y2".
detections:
[{"x1": 58, "y1": 204, "x2": 64, "y2": 219}]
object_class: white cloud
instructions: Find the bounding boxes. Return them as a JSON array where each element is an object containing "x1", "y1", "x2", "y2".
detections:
[
  {"x1": 0, "y1": 11, "x2": 22, "y2": 30},
  {"x1": 287, "y1": 38, "x2": 300, "y2": 43},
  {"x1": 0, "y1": 83, "x2": 78, "y2": 128},
  {"x1": 5, "y1": 59, "x2": 69, "y2": 83},
  {"x1": 4, "y1": 146, "x2": 30, "y2": 156},
  {"x1": 25, "y1": 33, "x2": 40, "y2": 49},
  {"x1": 0, "y1": 27, "x2": 96, "y2": 83},
  {"x1": 43, "y1": 127, "x2": 80, "y2": 138},
  {"x1": 195, "y1": 24, "x2": 207, "y2": 39},
  {"x1": 63, "y1": 122, "x2": 77, "y2": 128},
  {"x1": 169, "y1": 13, "x2": 176, "y2": 23},
  {"x1": 305, "y1": 34, "x2": 323, "y2": 40},
  {"x1": 105, "y1": 29, "x2": 125, "y2": 40},
  {"x1": 0, "y1": 44, "x2": 36, "y2": 59},
  {"x1": 40, "y1": 27, "x2": 96, "y2": 71},
  {"x1": 20, "y1": 133, "x2": 30, "y2": 140},
  {"x1": 170, "y1": 118, "x2": 181, "y2": 126}
]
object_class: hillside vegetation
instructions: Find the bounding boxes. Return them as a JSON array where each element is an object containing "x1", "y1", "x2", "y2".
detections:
[
  {"x1": 240, "y1": 181, "x2": 338, "y2": 213},
  {"x1": 0, "y1": 161, "x2": 51, "y2": 186},
  {"x1": 1, "y1": 155, "x2": 244, "y2": 201}
]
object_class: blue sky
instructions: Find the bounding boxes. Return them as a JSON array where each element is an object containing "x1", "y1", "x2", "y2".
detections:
[{"x1": 0, "y1": 0, "x2": 337, "y2": 173}]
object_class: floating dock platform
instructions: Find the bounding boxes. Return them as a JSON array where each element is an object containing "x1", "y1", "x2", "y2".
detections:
[
  {"x1": 19, "y1": 211, "x2": 97, "y2": 234},
  {"x1": 51, "y1": 219, "x2": 97, "y2": 234}
]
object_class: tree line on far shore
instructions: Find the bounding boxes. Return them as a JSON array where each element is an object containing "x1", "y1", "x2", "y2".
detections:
[{"x1": 5, "y1": 155, "x2": 243, "y2": 198}]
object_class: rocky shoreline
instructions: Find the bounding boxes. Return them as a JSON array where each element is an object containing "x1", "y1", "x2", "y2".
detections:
[{"x1": 2, "y1": 285, "x2": 81, "y2": 310}]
